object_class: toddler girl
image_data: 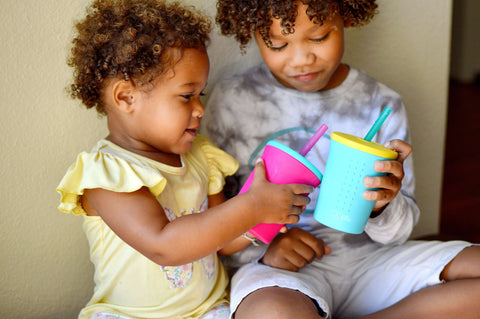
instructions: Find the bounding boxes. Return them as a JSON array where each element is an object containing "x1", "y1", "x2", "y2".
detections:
[{"x1": 56, "y1": 1, "x2": 312, "y2": 318}]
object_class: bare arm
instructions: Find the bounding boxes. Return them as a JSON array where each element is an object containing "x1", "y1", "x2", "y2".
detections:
[
  {"x1": 82, "y1": 160, "x2": 313, "y2": 266},
  {"x1": 207, "y1": 191, "x2": 253, "y2": 256}
]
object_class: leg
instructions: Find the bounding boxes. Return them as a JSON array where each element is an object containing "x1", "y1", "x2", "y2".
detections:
[
  {"x1": 360, "y1": 246, "x2": 480, "y2": 319},
  {"x1": 229, "y1": 262, "x2": 332, "y2": 319},
  {"x1": 234, "y1": 287, "x2": 324, "y2": 319}
]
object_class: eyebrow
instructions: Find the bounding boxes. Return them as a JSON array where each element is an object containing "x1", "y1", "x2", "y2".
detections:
[{"x1": 179, "y1": 82, "x2": 208, "y2": 90}]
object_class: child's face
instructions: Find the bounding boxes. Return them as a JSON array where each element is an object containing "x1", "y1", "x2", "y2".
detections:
[
  {"x1": 254, "y1": 4, "x2": 346, "y2": 92},
  {"x1": 131, "y1": 48, "x2": 209, "y2": 160}
]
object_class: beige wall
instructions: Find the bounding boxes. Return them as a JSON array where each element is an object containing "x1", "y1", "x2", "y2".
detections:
[{"x1": 0, "y1": 1, "x2": 451, "y2": 317}]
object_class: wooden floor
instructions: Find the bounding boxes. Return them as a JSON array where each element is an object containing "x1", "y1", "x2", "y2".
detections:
[{"x1": 437, "y1": 79, "x2": 480, "y2": 243}]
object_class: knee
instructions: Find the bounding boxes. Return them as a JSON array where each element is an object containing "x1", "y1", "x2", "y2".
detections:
[
  {"x1": 441, "y1": 246, "x2": 480, "y2": 281},
  {"x1": 234, "y1": 287, "x2": 322, "y2": 319}
]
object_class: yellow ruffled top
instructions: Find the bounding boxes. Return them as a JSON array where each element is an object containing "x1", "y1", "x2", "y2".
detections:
[{"x1": 56, "y1": 135, "x2": 238, "y2": 319}]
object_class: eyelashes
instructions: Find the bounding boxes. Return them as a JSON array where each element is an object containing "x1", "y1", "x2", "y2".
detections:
[
  {"x1": 270, "y1": 32, "x2": 331, "y2": 51},
  {"x1": 181, "y1": 92, "x2": 205, "y2": 100}
]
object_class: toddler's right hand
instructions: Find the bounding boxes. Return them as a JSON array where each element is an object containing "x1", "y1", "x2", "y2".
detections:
[
  {"x1": 261, "y1": 228, "x2": 331, "y2": 272},
  {"x1": 245, "y1": 159, "x2": 313, "y2": 226}
]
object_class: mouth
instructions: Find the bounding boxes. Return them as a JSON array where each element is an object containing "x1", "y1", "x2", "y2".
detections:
[
  {"x1": 293, "y1": 72, "x2": 319, "y2": 82},
  {"x1": 185, "y1": 128, "x2": 198, "y2": 137}
]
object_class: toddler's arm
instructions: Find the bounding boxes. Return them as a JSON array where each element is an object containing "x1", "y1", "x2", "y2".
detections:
[{"x1": 81, "y1": 159, "x2": 313, "y2": 266}]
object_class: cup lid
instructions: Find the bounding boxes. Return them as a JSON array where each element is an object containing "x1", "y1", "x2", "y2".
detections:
[
  {"x1": 266, "y1": 140, "x2": 323, "y2": 181},
  {"x1": 331, "y1": 132, "x2": 398, "y2": 159}
]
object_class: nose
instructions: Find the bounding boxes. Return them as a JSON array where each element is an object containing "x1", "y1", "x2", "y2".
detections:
[
  {"x1": 289, "y1": 44, "x2": 315, "y2": 68},
  {"x1": 193, "y1": 99, "x2": 205, "y2": 119}
]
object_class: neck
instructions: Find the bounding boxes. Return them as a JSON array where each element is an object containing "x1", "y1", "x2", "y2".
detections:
[{"x1": 321, "y1": 63, "x2": 350, "y2": 91}]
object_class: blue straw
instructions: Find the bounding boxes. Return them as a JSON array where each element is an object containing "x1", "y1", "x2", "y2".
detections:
[{"x1": 364, "y1": 106, "x2": 392, "y2": 142}]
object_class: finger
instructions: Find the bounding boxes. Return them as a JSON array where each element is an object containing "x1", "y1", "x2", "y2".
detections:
[
  {"x1": 363, "y1": 188, "x2": 396, "y2": 202},
  {"x1": 373, "y1": 160, "x2": 405, "y2": 180},
  {"x1": 252, "y1": 158, "x2": 267, "y2": 181},
  {"x1": 364, "y1": 174, "x2": 401, "y2": 191},
  {"x1": 285, "y1": 251, "x2": 310, "y2": 270},
  {"x1": 385, "y1": 139, "x2": 412, "y2": 163},
  {"x1": 289, "y1": 183, "x2": 315, "y2": 195},
  {"x1": 291, "y1": 194, "x2": 311, "y2": 207},
  {"x1": 299, "y1": 235, "x2": 330, "y2": 259},
  {"x1": 292, "y1": 244, "x2": 316, "y2": 264},
  {"x1": 278, "y1": 225, "x2": 289, "y2": 233},
  {"x1": 285, "y1": 212, "x2": 301, "y2": 225}
]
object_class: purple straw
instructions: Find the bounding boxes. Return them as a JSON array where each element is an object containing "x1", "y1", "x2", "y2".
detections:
[{"x1": 299, "y1": 124, "x2": 328, "y2": 156}]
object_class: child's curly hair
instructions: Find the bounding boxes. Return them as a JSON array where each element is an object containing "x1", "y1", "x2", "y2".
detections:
[
  {"x1": 68, "y1": 0, "x2": 212, "y2": 115},
  {"x1": 217, "y1": 0, "x2": 377, "y2": 49}
]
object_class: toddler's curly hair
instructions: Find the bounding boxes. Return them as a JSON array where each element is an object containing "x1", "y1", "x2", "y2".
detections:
[
  {"x1": 217, "y1": 0, "x2": 377, "y2": 49},
  {"x1": 68, "y1": 0, "x2": 212, "y2": 114}
]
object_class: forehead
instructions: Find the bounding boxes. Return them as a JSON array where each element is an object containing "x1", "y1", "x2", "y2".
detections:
[{"x1": 159, "y1": 47, "x2": 209, "y2": 85}]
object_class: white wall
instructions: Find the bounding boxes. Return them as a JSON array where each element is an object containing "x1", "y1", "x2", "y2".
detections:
[{"x1": 0, "y1": 1, "x2": 451, "y2": 317}]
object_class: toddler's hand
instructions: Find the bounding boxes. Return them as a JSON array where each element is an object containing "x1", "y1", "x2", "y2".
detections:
[
  {"x1": 363, "y1": 139, "x2": 412, "y2": 212},
  {"x1": 261, "y1": 228, "x2": 331, "y2": 272},
  {"x1": 247, "y1": 159, "x2": 313, "y2": 225}
]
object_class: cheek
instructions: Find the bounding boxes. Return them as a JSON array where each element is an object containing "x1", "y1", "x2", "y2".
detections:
[
  {"x1": 261, "y1": 52, "x2": 286, "y2": 74},
  {"x1": 325, "y1": 37, "x2": 344, "y2": 62}
]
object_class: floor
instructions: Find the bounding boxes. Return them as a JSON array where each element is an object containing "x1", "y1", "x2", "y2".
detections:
[{"x1": 436, "y1": 79, "x2": 480, "y2": 243}]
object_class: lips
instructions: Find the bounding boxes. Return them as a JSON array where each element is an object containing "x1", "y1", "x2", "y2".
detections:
[
  {"x1": 185, "y1": 128, "x2": 198, "y2": 137},
  {"x1": 293, "y1": 72, "x2": 319, "y2": 82}
]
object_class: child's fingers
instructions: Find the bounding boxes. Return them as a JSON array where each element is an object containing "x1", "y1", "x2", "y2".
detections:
[
  {"x1": 291, "y1": 193, "x2": 311, "y2": 207},
  {"x1": 297, "y1": 234, "x2": 331, "y2": 260},
  {"x1": 363, "y1": 188, "x2": 395, "y2": 202},
  {"x1": 385, "y1": 139, "x2": 412, "y2": 163},
  {"x1": 364, "y1": 173, "x2": 401, "y2": 191},
  {"x1": 373, "y1": 160, "x2": 405, "y2": 180},
  {"x1": 252, "y1": 158, "x2": 267, "y2": 181}
]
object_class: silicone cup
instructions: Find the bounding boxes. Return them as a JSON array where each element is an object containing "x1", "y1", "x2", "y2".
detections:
[
  {"x1": 314, "y1": 132, "x2": 398, "y2": 234},
  {"x1": 239, "y1": 141, "x2": 323, "y2": 243}
]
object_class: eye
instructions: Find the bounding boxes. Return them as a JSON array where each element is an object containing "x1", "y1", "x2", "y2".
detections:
[
  {"x1": 312, "y1": 32, "x2": 330, "y2": 43},
  {"x1": 271, "y1": 43, "x2": 287, "y2": 51},
  {"x1": 181, "y1": 94, "x2": 194, "y2": 100},
  {"x1": 181, "y1": 91, "x2": 205, "y2": 101}
]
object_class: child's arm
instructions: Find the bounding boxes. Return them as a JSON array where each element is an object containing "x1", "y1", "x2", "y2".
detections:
[
  {"x1": 81, "y1": 160, "x2": 313, "y2": 266},
  {"x1": 206, "y1": 191, "x2": 254, "y2": 255},
  {"x1": 363, "y1": 139, "x2": 412, "y2": 213}
]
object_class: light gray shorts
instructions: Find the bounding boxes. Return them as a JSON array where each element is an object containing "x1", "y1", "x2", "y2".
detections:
[{"x1": 230, "y1": 240, "x2": 473, "y2": 319}]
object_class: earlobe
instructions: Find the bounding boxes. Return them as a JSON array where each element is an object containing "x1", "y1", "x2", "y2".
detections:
[{"x1": 112, "y1": 80, "x2": 136, "y2": 113}]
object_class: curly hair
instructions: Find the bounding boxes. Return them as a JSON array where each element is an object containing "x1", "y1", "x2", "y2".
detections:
[
  {"x1": 216, "y1": 0, "x2": 377, "y2": 49},
  {"x1": 68, "y1": 0, "x2": 212, "y2": 114}
]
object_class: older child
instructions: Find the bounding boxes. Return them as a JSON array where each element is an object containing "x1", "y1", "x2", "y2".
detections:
[
  {"x1": 204, "y1": 0, "x2": 480, "y2": 318},
  {"x1": 56, "y1": 1, "x2": 313, "y2": 318}
]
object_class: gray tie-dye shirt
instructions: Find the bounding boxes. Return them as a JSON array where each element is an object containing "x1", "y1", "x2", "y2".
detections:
[{"x1": 203, "y1": 63, "x2": 419, "y2": 249}]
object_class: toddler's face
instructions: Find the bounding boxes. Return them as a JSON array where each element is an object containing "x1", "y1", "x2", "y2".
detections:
[
  {"x1": 131, "y1": 47, "x2": 209, "y2": 162},
  {"x1": 254, "y1": 4, "x2": 346, "y2": 92}
]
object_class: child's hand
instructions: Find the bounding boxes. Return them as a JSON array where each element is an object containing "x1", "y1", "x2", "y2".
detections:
[
  {"x1": 246, "y1": 159, "x2": 314, "y2": 226},
  {"x1": 363, "y1": 139, "x2": 412, "y2": 212},
  {"x1": 261, "y1": 228, "x2": 331, "y2": 272}
]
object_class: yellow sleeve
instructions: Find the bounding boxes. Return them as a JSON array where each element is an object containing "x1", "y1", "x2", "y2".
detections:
[
  {"x1": 195, "y1": 135, "x2": 239, "y2": 196},
  {"x1": 56, "y1": 151, "x2": 166, "y2": 215}
]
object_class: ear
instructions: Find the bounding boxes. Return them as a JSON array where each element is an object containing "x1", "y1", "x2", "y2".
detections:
[{"x1": 111, "y1": 80, "x2": 137, "y2": 114}]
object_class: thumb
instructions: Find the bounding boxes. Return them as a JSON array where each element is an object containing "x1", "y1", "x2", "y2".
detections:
[{"x1": 253, "y1": 158, "x2": 267, "y2": 182}]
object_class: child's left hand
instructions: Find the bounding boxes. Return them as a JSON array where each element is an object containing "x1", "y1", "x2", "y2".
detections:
[{"x1": 363, "y1": 139, "x2": 412, "y2": 213}]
